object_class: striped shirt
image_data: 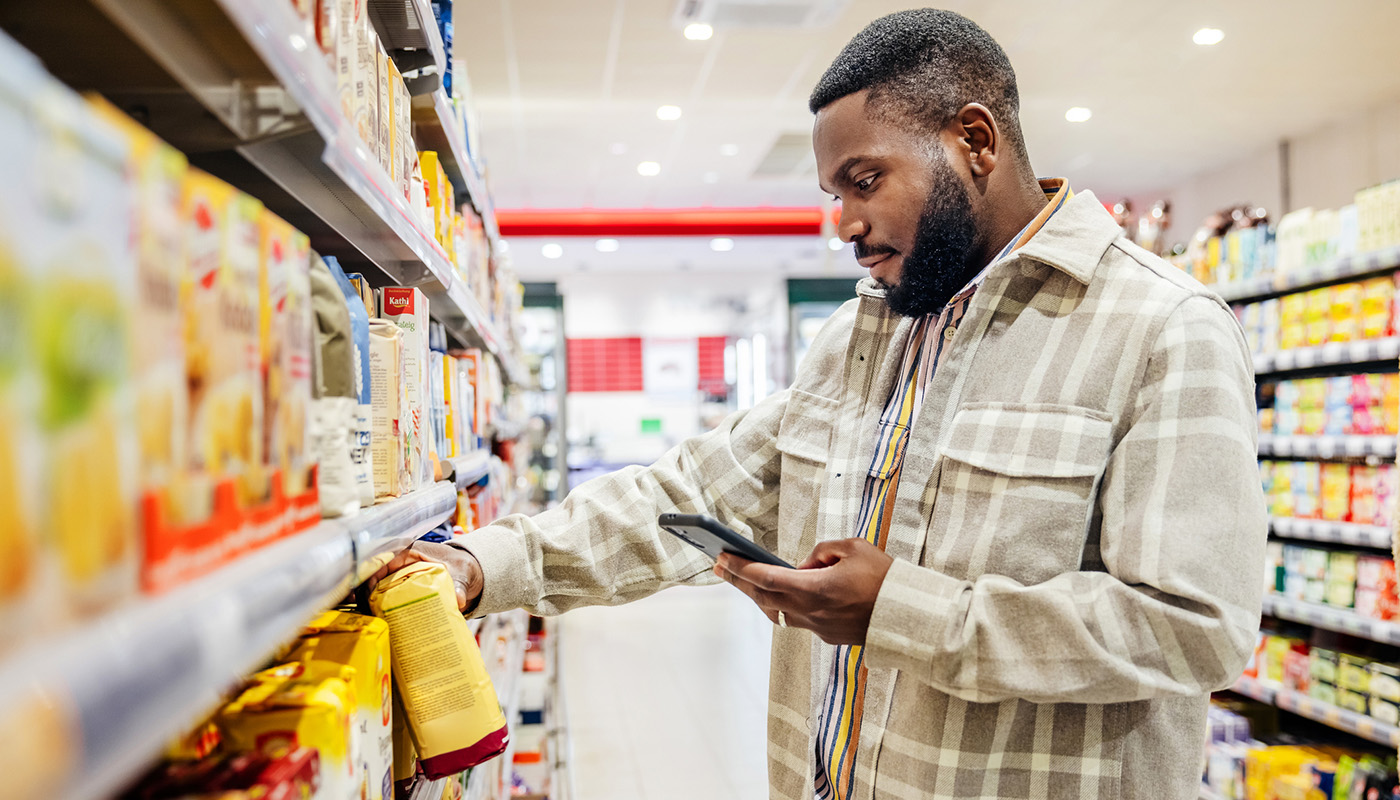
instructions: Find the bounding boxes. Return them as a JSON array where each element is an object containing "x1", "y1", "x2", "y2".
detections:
[{"x1": 814, "y1": 178, "x2": 1072, "y2": 800}]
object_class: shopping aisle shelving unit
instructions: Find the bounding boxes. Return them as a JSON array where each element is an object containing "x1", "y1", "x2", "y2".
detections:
[
  {"x1": 1256, "y1": 434, "x2": 1397, "y2": 459},
  {"x1": 0, "y1": 484, "x2": 455, "y2": 800},
  {"x1": 1230, "y1": 676, "x2": 1400, "y2": 748},
  {"x1": 465, "y1": 610, "x2": 530, "y2": 800},
  {"x1": 1253, "y1": 338, "x2": 1400, "y2": 376},
  {"x1": 1199, "y1": 784, "x2": 1227, "y2": 800},
  {"x1": 450, "y1": 450, "x2": 495, "y2": 491},
  {"x1": 1261, "y1": 595, "x2": 1400, "y2": 646},
  {"x1": 0, "y1": 0, "x2": 525, "y2": 386},
  {"x1": 1269, "y1": 516, "x2": 1395, "y2": 548},
  {"x1": 1215, "y1": 245, "x2": 1400, "y2": 304}
]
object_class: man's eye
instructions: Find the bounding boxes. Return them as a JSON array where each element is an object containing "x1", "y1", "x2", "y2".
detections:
[{"x1": 855, "y1": 176, "x2": 875, "y2": 191}]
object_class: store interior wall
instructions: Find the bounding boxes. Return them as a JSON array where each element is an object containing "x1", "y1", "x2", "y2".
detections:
[
  {"x1": 555, "y1": 269, "x2": 790, "y2": 464},
  {"x1": 1135, "y1": 94, "x2": 1400, "y2": 246}
]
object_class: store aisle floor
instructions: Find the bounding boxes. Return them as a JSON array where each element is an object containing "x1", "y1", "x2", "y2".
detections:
[{"x1": 560, "y1": 581, "x2": 774, "y2": 800}]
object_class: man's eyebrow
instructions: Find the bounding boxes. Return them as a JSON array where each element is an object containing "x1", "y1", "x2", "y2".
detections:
[{"x1": 819, "y1": 156, "x2": 868, "y2": 194}]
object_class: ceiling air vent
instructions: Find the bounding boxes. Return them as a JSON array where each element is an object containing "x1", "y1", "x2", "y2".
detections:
[
  {"x1": 751, "y1": 131, "x2": 813, "y2": 178},
  {"x1": 673, "y1": 0, "x2": 850, "y2": 29}
]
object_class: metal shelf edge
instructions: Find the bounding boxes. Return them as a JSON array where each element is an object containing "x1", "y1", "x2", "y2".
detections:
[
  {"x1": 1268, "y1": 516, "x2": 1393, "y2": 548},
  {"x1": 1214, "y1": 245, "x2": 1400, "y2": 303},
  {"x1": 1230, "y1": 676, "x2": 1400, "y2": 747},
  {"x1": 450, "y1": 450, "x2": 493, "y2": 490},
  {"x1": 1261, "y1": 595, "x2": 1400, "y2": 645}
]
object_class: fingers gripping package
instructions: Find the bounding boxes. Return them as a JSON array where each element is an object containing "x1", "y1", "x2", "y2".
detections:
[{"x1": 368, "y1": 562, "x2": 509, "y2": 777}]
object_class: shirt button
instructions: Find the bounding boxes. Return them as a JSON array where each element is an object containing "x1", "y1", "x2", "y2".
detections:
[{"x1": 944, "y1": 326, "x2": 957, "y2": 340}]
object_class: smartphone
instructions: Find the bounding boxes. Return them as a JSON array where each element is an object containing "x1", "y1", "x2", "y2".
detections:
[{"x1": 658, "y1": 512, "x2": 794, "y2": 569}]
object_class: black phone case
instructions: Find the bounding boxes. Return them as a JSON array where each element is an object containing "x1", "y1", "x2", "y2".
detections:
[{"x1": 658, "y1": 512, "x2": 794, "y2": 569}]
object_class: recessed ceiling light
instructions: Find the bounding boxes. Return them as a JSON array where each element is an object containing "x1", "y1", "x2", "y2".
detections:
[
  {"x1": 710, "y1": 237, "x2": 734, "y2": 252},
  {"x1": 595, "y1": 238, "x2": 620, "y2": 252},
  {"x1": 541, "y1": 243, "x2": 563, "y2": 259},
  {"x1": 703, "y1": 171, "x2": 720, "y2": 184},
  {"x1": 1064, "y1": 107, "x2": 1093, "y2": 123},
  {"x1": 1193, "y1": 27, "x2": 1225, "y2": 46},
  {"x1": 827, "y1": 237, "x2": 844, "y2": 251},
  {"x1": 683, "y1": 23, "x2": 713, "y2": 41},
  {"x1": 637, "y1": 161, "x2": 661, "y2": 177},
  {"x1": 719, "y1": 144, "x2": 739, "y2": 156},
  {"x1": 656, "y1": 105, "x2": 682, "y2": 121},
  {"x1": 609, "y1": 142, "x2": 627, "y2": 155}
]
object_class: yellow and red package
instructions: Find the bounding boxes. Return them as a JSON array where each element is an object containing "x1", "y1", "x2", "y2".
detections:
[
  {"x1": 1320, "y1": 462, "x2": 1351, "y2": 522},
  {"x1": 287, "y1": 611, "x2": 393, "y2": 800},
  {"x1": 1303, "y1": 287, "x2": 1332, "y2": 347},
  {"x1": 1329, "y1": 282, "x2": 1363, "y2": 342},
  {"x1": 1269, "y1": 461, "x2": 1295, "y2": 519},
  {"x1": 1360, "y1": 275, "x2": 1395, "y2": 339},
  {"x1": 217, "y1": 661, "x2": 356, "y2": 800},
  {"x1": 1349, "y1": 465, "x2": 1379, "y2": 525}
]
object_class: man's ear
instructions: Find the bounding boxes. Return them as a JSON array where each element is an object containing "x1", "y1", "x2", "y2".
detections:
[{"x1": 952, "y1": 103, "x2": 999, "y2": 179}]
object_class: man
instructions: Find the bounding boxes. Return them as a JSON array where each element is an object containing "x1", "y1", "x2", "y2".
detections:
[{"x1": 377, "y1": 9, "x2": 1265, "y2": 799}]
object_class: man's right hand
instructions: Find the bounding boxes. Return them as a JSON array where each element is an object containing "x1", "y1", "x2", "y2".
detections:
[{"x1": 366, "y1": 540, "x2": 484, "y2": 613}]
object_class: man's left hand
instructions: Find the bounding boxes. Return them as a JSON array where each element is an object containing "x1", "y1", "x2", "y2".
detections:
[{"x1": 714, "y1": 539, "x2": 894, "y2": 646}]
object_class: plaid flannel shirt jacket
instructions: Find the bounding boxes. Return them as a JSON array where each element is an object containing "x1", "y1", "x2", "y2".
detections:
[{"x1": 460, "y1": 190, "x2": 1268, "y2": 800}]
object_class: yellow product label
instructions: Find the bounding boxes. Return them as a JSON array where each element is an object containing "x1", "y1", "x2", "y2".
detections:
[
  {"x1": 368, "y1": 562, "x2": 507, "y2": 763},
  {"x1": 289, "y1": 611, "x2": 393, "y2": 800},
  {"x1": 219, "y1": 660, "x2": 357, "y2": 800}
]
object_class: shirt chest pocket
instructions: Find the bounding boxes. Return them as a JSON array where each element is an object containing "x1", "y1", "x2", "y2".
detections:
[
  {"x1": 773, "y1": 389, "x2": 837, "y2": 560},
  {"x1": 929, "y1": 402, "x2": 1113, "y2": 584}
]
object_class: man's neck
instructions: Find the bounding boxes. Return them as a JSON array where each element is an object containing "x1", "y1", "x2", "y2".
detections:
[{"x1": 976, "y1": 174, "x2": 1051, "y2": 266}]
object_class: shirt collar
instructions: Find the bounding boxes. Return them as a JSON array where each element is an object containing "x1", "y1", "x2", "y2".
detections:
[{"x1": 946, "y1": 177, "x2": 1072, "y2": 305}]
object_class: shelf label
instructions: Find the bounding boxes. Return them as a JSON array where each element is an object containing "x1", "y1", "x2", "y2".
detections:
[
  {"x1": 1275, "y1": 352, "x2": 1296, "y2": 371},
  {"x1": 1322, "y1": 343, "x2": 1345, "y2": 364},
  {"x1": 1295, "y1": 349, "x2": 1318, "y2": 368}
]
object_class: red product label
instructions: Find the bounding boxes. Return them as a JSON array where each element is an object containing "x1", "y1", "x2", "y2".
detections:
[{"x1": 383, "y1": 288, "x2": 415, "y2": 315}]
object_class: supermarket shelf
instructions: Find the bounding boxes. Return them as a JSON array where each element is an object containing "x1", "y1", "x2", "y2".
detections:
[
  {"x1": 0, "y1": 0, "x2": 524, "y2": 387},
  {"x1": 1229, "y1": 675, "x2": 1400, "y2": 747},
  {"x1": 1269, "y1": 516, "x2": 1394, "y2": 548},
  {"x1": 1256, "y1": 433, "x2": 1396, "y2": 459},
  {"x1": 346, "y1": 482, "x2": 458, "y2": 583},
  {"x1": 412, "y1": 90, "x2": 491, "y2": 220},
  {"x1": 1199, "y1": 785, "x2": 1226, "y2": 800},
  {"x1": 410, "y1": 776, "x2": 450, "y2": 800},
  {"x1": 0, "y1": 484, "x2": 456, "y2": 800},
  {"x1": 1253, "y1": 337, "x2": 1400, "y2": 376},
  {"x1": 1215, "y1": 244, "x2": 1400, "y2": 303},
  {"x1": 449, "y1": 450, "x2": 493, "y2": 490},
  {"x1": 1261, "y1": 595, "x2": 1400, "y2": 646}
]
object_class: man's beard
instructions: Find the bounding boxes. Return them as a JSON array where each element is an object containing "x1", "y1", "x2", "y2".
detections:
[{"x1": 860, "y1": 154, "x2": 981, "y2": 318}]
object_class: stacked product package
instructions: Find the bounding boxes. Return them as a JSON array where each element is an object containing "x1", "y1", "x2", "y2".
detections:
[
  {"x1": 1180, "y1": 178, "x2": 1400, "y2": 288},
  {"x1": 1234, "y1": 276, "x2": 1397, "y2": 358},
  {"x1": 1259, "y1": 459, "x2": 1397, "y2": 528},
  {"x1": 1260, "y1": 375, "x2": 1400, "y2": 438},
  {"x1": 1263, "y1": 543, "x2": 1398, "y2": 621},
  {"x1": 1246, "y1": 623, "x2": 1400, "y2": 729}
]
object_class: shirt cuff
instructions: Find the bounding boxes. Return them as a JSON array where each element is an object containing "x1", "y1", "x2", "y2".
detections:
[
  {"x1": 450, "y1": 526, "x2": 535, "y2": 617},
  {"x1": 863, "y1": 558, "x2": 967, "y2": 675}
]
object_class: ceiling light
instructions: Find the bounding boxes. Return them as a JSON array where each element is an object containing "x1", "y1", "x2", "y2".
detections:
[
  {"x1": 656, "y1": 105, "x2": 682, "y2": 121},
  {"x1": 1064, "y1": 107, "x2": 1092, "y2": 123},
  {"x1": 1193, "y1": 27, "x2": 1225, "y2": 46},
  {"x1": 683, "y1": 23, "x2": 713, "y2": 41},
  {"x1": 710, "y1": 237, "x2": 734, "y2": 252},
  {"x1": 637, "y1": 161, "x2": 661, "y2": 176},
  {"x1": 595, "y1": 238, "x2": 620, "y2": 253},
  {"x1": 541, "y1": 243, "x2": 563, "y2": 259},
  {"x1": 609, "y1": 142, "x2": 627, "y2": 155},
  {"x1": 720, "y1": 144, "x2": 739, "y2": 156},
  {"x1": 827, "y1": 237, "x2": 844, "y2": 251}
]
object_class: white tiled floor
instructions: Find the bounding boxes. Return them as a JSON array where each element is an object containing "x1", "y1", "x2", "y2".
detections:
[{"x1": 559, "y1": 582, "x2": 773, "y2": 800}]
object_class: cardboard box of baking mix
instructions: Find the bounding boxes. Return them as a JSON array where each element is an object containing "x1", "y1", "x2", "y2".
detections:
[
  {"x1": 354, "y1": 12, "x2": 378, "y2": 155},
  {"x1": 369, "y1": 318, "x2": 408, "y2": 498},
  {"x1": 379, "y1": 287, "x2": 431, "y2": 490}
]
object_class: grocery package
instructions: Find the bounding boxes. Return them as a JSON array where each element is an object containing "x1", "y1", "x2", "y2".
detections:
[
  {"x1": 324, "y1": 256, "x2": 375, "y2": 508},
  {"x1": 369, "y1": 318, "x2": 408, "y2": 497},
  {"x1": 334, "y1": 0, "x2": 356, "y2": 121},
  {"x1": 376, "y1": 46, "x2": 391, "y2": 176},
  {"x1": 34, "y1": 86, "x2": 140, "y2": 617},
  {"x1": 288, "y1": 611, "x2": 393, "y2": 800},
  {"x1": 354, "y1": 11, "x2": 378, "y2": 155},
  {"x1": 258, "y1": 210, "x2": 317, "y2": 529},
  {"x1": 368, "y1": 562, "x2": 508, "y2": 777},
  {"x1": 0, "y1": 41, "x2": 48, "y2": 646},
  {"x1": 309, "y1": 256, "x2": 358, "y2": 518},
  {"x1": 217, "y1": 661, "x2": 357, "y2": 800},
  {"x1": 122, "y1": 747, "x2": 320, "y2": 800},
  {"x1": 379, "y1": 287, "x2": 431, "y2": 490},
  {"x1": 429, "y1": 323, "x2": 449, "y2": 460},
  {"x1": 391, "y1": 689, "x2": 417, "y2": 797}
]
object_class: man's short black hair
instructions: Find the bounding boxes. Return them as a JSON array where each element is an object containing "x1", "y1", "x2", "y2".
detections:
[{"x1": 810, "y1": 9, "x2": 1024, "y2": 155}]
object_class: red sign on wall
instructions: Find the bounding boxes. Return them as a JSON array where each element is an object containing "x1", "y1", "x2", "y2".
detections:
[{"x1": 567, "y1": 337, "x2": 644, "y2": 392}]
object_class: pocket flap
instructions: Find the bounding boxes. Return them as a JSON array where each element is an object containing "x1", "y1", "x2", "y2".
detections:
[
  {"x1": 867, "y1": 421, "x2": 910, "y2": 480},
  {"x1": 776, "y1": 389, "x2": 838, "y2": 464},
  {"x1": 941, "y1": 403, "x2": 1112, "y2": 479}
]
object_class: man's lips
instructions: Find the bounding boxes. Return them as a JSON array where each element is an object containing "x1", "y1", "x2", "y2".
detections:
[{"x1": 858, "y1": 252, "x2": 896, "y2": 270}]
